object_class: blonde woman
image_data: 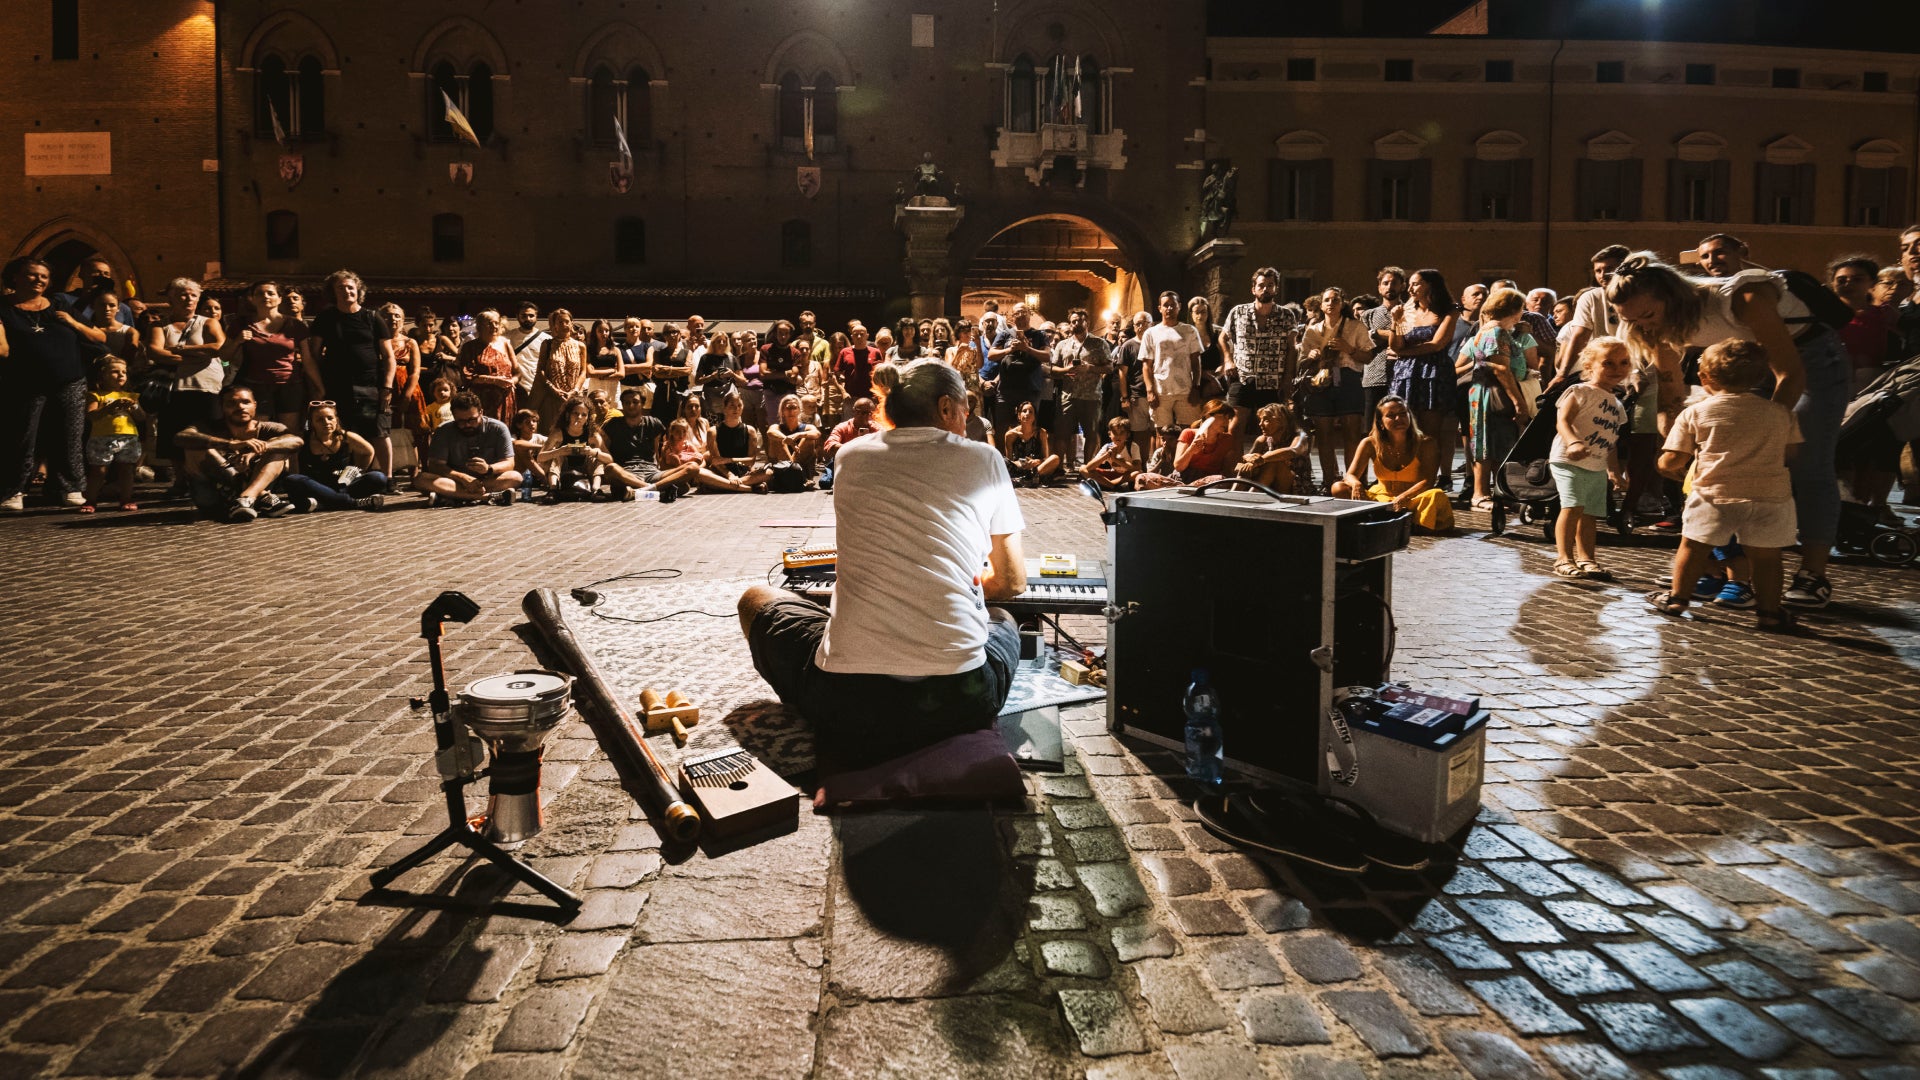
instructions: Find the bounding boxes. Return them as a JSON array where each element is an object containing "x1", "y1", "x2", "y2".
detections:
[{"x1": 528, "y1": 308, "x2": 587, "y2": 431}]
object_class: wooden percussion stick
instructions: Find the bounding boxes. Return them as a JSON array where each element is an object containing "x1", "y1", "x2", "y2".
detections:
[{"x1": 521, "y1": 588, "x2": 700, "y2": 843}]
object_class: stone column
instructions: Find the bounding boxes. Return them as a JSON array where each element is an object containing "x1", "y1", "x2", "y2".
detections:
[
  {"x1": 894, "y1": 197, "x2": 965, "y2": 319},
  {"x1": 1186, "y1": 237, "x2": 1246, "y2": 316}
]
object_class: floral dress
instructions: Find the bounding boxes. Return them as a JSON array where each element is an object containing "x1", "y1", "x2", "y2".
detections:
[{"x1": 1459, "y1": 324, "x2": 1527, "y2": 463}]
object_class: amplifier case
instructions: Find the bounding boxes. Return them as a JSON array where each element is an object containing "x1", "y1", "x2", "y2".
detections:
[{"x1": 1104, "y1": 488, "x2": 1406, "y2": 791}]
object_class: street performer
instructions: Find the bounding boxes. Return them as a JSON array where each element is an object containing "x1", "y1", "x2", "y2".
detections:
[{"x1": 737, "y1": 360, "x2": 1027, "y2": 769}]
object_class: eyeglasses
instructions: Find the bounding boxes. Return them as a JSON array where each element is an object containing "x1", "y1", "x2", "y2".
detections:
[{"x1": 307, "y1": 400, "x2": 336, "y2": 408}]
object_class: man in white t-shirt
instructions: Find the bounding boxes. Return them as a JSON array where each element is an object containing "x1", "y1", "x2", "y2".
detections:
[
  {"x1": 1141, "y1": 290, "x2": 1206, "y2": 429},
  {"x1": 737, "y1": 360, "x2": 1028, "y2": 768},
  {"x1": 505, "y1": 301, "x2": 548, "y2": 395},
  {"x1": 1548, "y1": 244, "x2": 1629, "y2": 393}
]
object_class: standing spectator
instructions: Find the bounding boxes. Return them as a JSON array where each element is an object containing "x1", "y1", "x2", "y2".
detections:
[
  {"x1": 528, "y1": 309, "x2": 587, "y2": 431},
  {"x1": 1527, "y1": 289, "x2": 1557, "y2": 319},
  {"x1": 284, "y1": 288, "x2": 307, "y2": 322},
  {"x1": 148, "y1": 277, "x2": 228, "y2": 498},
  {"x1": 1695, "y1": 233, "x2": 1757, "y2": 278},
  {"x1": 457, "y1": 309, "x2": 518, "y2": 422},
  {"x1": 1047, "y1": 307, "x2": 1111, "y2": 469},
  {"x1": 835, "y1": 323, "x2": 883, "y2": 417},
  {"x1": 1606, "y1": 251, "x2": 1845, "y2": 608},
  {"x1": 797, "y1": 310, "x2": 833, "y2": 389},
  {"x1": 505, "y1": 301, "x2": 547, "y2": 401},
  {"x1": 1385, "y1": 269, "x2": 1461, "y2": 490},
  {"x1": 1455, "y1": 288, "x2": 1534, "y2": 510},
  {"x1": 284, "y1": 400, "x2": 388, "y2": 512},
  {"x1": 888, "y1": 318, "x2": 929, "y2": 362},
  {"x1": 809, "y1": 330, "x2": 851, "y2": 423},
  {"x1": 1551, "y1": 297, "x2": 1576, "y2": 328},
  {"x1": 584, "y1": 319, "x2": 624, "y2": 403},
  {"x1": 303, "y1": 270, "x2": 396, "y2": 481},
  {"x1": 649, "y1": 318, "x2": 696, "y2": 425},
  {"x1": 759, "y1": 320, "x2": 804, "y2": 426},
  {"x1": 81, "y1": 356, "x2": 148, "y2": 512},
  {"x1": 694, "y1": 329, "x2": 747, "y2": 414},
  {"x1": 1549, "y1": 338, "x2": 1631, "y2": 580},
  {"x1": 733, "y1": 330, "x2": 766, "y2": 426},
  {"x1": 382, "y1": 302, "x2": 422, "y2": 479},
  {"x1": 224, "y1": 281, "x2": 310, "y2": 431},
  {"x1": 1363, "y1": 267, "x2": 1410, "y2": 415},
  {"x1": 1188, "y1": 294, "x2": 1223, "y2": 385},
  {"x1": 1552, "y1": 245, "x2": 1630, "y2": 393},
  {"x1": 929, "y1": 318, "x2": 954, "y2": 361},
  {"x1": 616, "y1": 316, "x2": 654, "y2": 396},
  {"x1": 1449, "y1": 283, "x2": 1489, "y2": 489},
  {"x1": 1114, "y1": 310, "x2": 1153, "y2": 461},
  {"x1": 1298, "y1": 285, "x2": 1370, "y2": 486},
  {"x1": 1875, "y1": 264, "x2": 1912, "y2": 312},
  {"x1": 198, "y1": 295, "x2": 224, "y2": 329},
  {"x1": 984, "y1": 303, "x2": 1051, "y2": 434},
  {"x1": 1494, "y1": 278, "x2": 1558, "y2": 375},
  {"x1": 413, "y1": 306, "x2": 460, "y2": 383},
  {"x1": 411, "y1": 389, "x2": 522, "y2": 505},
  {"x1": 1141, "y1": 291, "x2": 1206, "y2": 431},
  {"x1": 57, "y1": 256, "x2": 140, "y2": 335},
  {"x1": 1829, "y1": 254, "x2": 1900, "y2": 510},
  {"x1": 1219, "y1": 268, "x2": 1301, "y2": 447},
  {"x1": 1893, "y1": 225, "x2": 1920, "y2": 358}
]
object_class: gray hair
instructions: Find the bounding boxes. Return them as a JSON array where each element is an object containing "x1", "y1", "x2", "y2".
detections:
[{"x1": 871, "y1": 359, "x2": 965, "y2": 428}]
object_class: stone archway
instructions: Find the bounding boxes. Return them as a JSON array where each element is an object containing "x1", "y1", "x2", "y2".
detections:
[
  {"x1": 957, "y1": 214, "x2": 1145, "y2": 333},
  {"x1": 11, "y1": 218, "x2": 140, "y2": 296}
]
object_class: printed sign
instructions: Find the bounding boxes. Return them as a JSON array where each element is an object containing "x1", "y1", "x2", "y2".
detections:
[{"x1": 24, "y1": 132, "x2": 111, "y2": 176}]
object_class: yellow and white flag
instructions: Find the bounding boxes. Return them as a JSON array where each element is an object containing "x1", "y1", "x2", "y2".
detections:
[{"x1": 441, "y1": 89, "x2": 482, "y2": 148}]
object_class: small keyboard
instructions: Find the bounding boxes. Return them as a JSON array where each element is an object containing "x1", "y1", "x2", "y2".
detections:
[
  {"x1": 781, "y1": 546, "x2": 837, "y2": 569},
  {"x1": 782, "y1": 557, "x2": 1107, "y2": 617}
]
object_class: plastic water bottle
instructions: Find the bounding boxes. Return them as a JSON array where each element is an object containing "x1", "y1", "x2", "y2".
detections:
[{"x1": 1183, "y1": 669, "x2": 1225, "y2": 788}]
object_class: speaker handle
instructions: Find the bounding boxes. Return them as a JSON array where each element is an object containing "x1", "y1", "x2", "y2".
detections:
[{"x1": 1185, "y1": 477, "x2": 1314, "y2": 504}]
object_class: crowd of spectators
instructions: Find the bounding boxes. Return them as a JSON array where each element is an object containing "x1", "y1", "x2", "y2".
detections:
[{"x1": 4, "y1": 224, "x2": 1917, "y2": 622}]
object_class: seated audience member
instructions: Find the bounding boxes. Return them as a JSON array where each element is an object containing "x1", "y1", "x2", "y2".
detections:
[
  {"x1": 766, "y1": 394, "x2": 821, "y2": 473},
  {"x1": 601, "y1": 387, "x2": 690, "y2": 497},
  {"x1": 413, "y1": 390, "x2": 522, "y2": 506},
  {"x1": 173, "y1": 385, "x2": 303, "y2": 521},
  {"x1": 1332, "y1": 394, "x2": 1453, "y2": 533},
  {"x1": 663, "y1": 416, "x2": 761, "y2": 493},
  {"x1": 964, "y1": 390, "x2": 993, "y2": 445},
  {"x1": 587, "y1": 387, "x2": 619, "y2": 426},
  {"x1": 820, "y1": 397, "x2": 881, "y2": 486},
  {"x1": 1135, "y1": 399, "x2": 1239, "y2": 490},
  {"x1": 82, "y1": 356, "x2": 149, "y2": 512},
  {"x1": 537, "y1": 394, "x2": 608, "y2": 502},
  {"x1": 1236, "y1": 402, "x2": 1313, "y2": 493},
  {"x1": 510, "y1": 409, "x2": 549, "y2": 496},
  {"x1": 1084, "y1": 415, "x2": 1142, "y2": 491},
  {"x1": 1002, "y1": 400, "x2": 1062, "y2": 486},
  {"x1": 710, "y1": 393, "x2": 772, "y2": 489},
  {"x1": 284, "y1": 400, "x2": 389, "y2": 512}
]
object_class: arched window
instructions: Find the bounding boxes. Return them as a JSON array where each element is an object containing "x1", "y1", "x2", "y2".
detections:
[
  {"x1": 781, "y1": 220, "x2": 812, "y2": 269},
  {"x1": 467, "y1": 62, "x2": 494, "y2": 142},
  {"x1": 1079, "y1": 57, "x2": 1104, "y2": 133},
  {"x1": 297, "y1": 56, "x2": 325, "y2": 136},
  {"x1": 432, "y1": 213, "x2": 464, "y2": 262},
  {"x1": 811, "y1": 72, "x2": 837, "y2": 151},
  {"x1": 778, "y1": 72, "x2": 806, "y2": 151},
  {"x1": 589, "y1": 65, "x2": 618, "y2": 147},
  {"x1": 1009, "y1": 56, "x2": 1036, "y2": 133},
  {"x1": 255, "y1": 55, "x2": 291, "y2": 138},
  {"x1": 625, "y1": 67, "x2": 652, "y2": 147},
  {"x1": 427, "y1": 60, "x2": 459, "y2": 142},
  {"x1": 265, "y1": 211, "x2": 300, "y2": 260},
  {"x1": 614, "y1": 217, "x2": 646, "y2": 265}
]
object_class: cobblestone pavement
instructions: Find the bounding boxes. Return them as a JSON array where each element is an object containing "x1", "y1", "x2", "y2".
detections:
[{"x1": 0, "y1": 487, "x2": 1917, "y2": 1079}]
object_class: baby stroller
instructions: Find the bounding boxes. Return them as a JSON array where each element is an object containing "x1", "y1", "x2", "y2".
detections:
[
  {"x1": 1488, "y1": 381, "x2": 1636, "y2": 540},
  {"x1": 1836, "y1": 352, "x2": 1920, "y2": 567}
]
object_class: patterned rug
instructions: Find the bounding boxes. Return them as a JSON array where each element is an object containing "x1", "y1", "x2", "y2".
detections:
[{"x1": 552, "y1": 575, "x2": 1110, "y2": 781}]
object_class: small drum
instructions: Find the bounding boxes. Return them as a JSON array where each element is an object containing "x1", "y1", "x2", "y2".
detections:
[{"x1": 453, "y1": 669, "x2": 574, "y2": 845}]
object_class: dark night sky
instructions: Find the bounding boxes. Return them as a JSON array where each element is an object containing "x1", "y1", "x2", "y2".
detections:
[{"x1": 1207, "y1": 0, "x2": 1920, "y2": 52}]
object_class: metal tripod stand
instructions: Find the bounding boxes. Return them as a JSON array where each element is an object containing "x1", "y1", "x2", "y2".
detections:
[{"x1": 368, "y1": 591, "x2": 582, "y2": 912}]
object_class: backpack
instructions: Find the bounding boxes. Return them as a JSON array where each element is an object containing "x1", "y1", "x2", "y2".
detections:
[
  {"x1": 1773, "y1": 269, "x2": 1855, "y2": 334},
  {"x1": 768, "y1": 460, "x2": 811, "y2": 493}
]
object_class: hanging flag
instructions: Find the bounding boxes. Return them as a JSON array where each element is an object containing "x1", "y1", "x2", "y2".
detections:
[
  {"x1": 610, "y1": 115, "x2": 635, "y2": 193},
  {"x1": 441, "y1": 89, "x2": 483, "y2": 148},
  {"x1": 803, "y1": 96, "x2": 815, "y2": 161},
  {"x1": 613, "y1": 115, "x2": 634, "y2": 173},
  {"x1": 1072, "y1": 56, "x2": 1083, "y2": 122},
  {"x1": 269, "y1": 100, "x2": 289, "y2": 149}
]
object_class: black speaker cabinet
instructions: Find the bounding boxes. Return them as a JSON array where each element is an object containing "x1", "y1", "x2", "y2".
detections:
[{"x1": 1105, "y1": 486, "x2": 1409, "y2": 790}]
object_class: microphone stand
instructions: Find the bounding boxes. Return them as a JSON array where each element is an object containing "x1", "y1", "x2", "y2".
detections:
[{"x1": 368, "y1": 591, "x2": 582, "y2": 912}]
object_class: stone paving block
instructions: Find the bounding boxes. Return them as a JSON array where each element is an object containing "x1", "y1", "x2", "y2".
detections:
[
  {"x1": 1758, "y1": 905, "x2": 1865, "y2": 952},
  {"x1": 1040, "y1": 939, "x2": 1110, "y2": 978},
  {"x1": 1426, "y1": 932, "x2": 1512, "y2": 971},
  {"x1": 461, "y1": 1057, "x2": 570, "y2": 1080},
  {"x1": 1202, "y1": 939, "x2": 1284, "y2": 990},
  {"x1": 234, "y1": 944, "x2": 353, "y2": 1003},
  {"x1": 145, "y1": 898, "x2": 237, "y2": 942},
  {"x1": 152, "y1": 1006, "x2": 287, "y2": 1077},
  {"x1": 1849, "y1": 918, "x2": 1920, "y2": 964},
  {"x1": 1140, "y1": 854, "x2": 1212, "y2": 897},
  {"x1": 583, "y1": 849, "x2": 664, "y2": 889},
  {"x1": 1642, "y1": 884, "x2": 1747, "y2": 930},
  {"x1": 1670, "y1": 996, "x2": 1796, "y2": 1061},
  {"x1": 1162, "y1": 1040, "x2": 1266, "y2": 1080},
  {"x1": 1030, "y1": 894, "x2": 1089, "y2": 932},
  {"x1": 1440, "y1": 1030, "x2": 1549, "y2": 1080},
  {"x1": 1112, "y1": 922, "x2": 1178, "y2": 962},
  {"x1": 16, "y1": 997, "x2": 126, "y2": 1045},
  {"x1": 1454, "y1": 899, "x2": 1563, "y2": 945},
  {"x1": 1578, "y1": 1001, "x2": 1710, "y2": 1054},
  {"x1": 1133, "y1": 959, "x2": 1229, "y2": 1034},
  {"x1": 427, "y1": 936, "x2": 535, "y2": 1003},
  {"x1": 1538, "y1": 1042, "x2": 1637, "y2": 1080},
  {"x1": 1076, "y1": 863, "x2": 1150, "y2": 919},
  {"x1": 1463, "y1": 974, "x2": 1584, "y2": 1035},
  {"x1": 566, "y1": 888, "x2": 646, "y2": 931},
  {"x1": 1320, "y1": 989, "x2": 1431, "y2": 1057},
  {"x1": 493, "y1": 980, "x2": 601, "y2": 1053},
  {"x1": 144, "y1": 957, "x2": 257, "y2": 1012},
  {"x1": 212, "y1": 919, "x2": 298, "y2": 958},
  {"x1": 575, "y1": 939, "x2": 818, "y2": 1074},
  {"x1": 1378, "y1": 954, "x2": 1478, "y2": 1017},
  {"x1": 1279, "y1": 935, "x2": 1362, "y2": 984},
  {"x1": 1483, "y1": 861, "x2": 1574, "y2": 898},
  {"x1": 1701, "y1": 959, "x2": 1792, "y2": 1000},
  {"x1": 65, "y1": 1015, "x2": 177, "y2": 1077},
  {"x1": 1517, "y1": 949, "x2": 1633, "y2": 996},
  {"x1": 1626, "y1": 911, "x2": 1724, "y2": 956},
  {"x1": 1283, "y1": 1052, "x2": 1366, "y2": 1080},
  {"x1": 636, "y1": 811, "x2": 828, "y2": 942},
  {"x1": 1, "y1": 938, "x2": 117, "y2": 988},
  {"x1": 1596, "y1": 941, "x2": 1716, "y2": 992},
  {"x1": 818, "y1": 996, "x2": 1077, "y2": 1079},
  {"x1": 1760, "y1": 1001, "x2": 1890, "y2": 1057},
  {"x1": 538, "y1": 932, "x2": 627, "y2": 981},
  {"x1": 1843, "y1": 953, "x2": 1920, "y2": 999},
  {"x1": 1540, "y1": 900, "x2": 1630, "y2": 935},
  {"x1": 1057, "y1": 988, "x2": 1150, "y2": 1056},
  {"x1": 1245, "y1": 893, "x2": 1310, "y2": 934},
  {"x1": 1167, "y1": 898, "x2": 1246, "y2": 936},
  {"x1": 1738, "y1": 866, "x2": 1883, "y2": 917},
  {"x1": 1238, "y1": 992, "x2": 1330, "y2": 1045}
]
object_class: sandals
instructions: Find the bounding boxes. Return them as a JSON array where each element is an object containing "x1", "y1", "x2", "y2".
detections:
[
  {"x1": 76, "y1": 502, "x2": 96, "y2": 514},
  {"x1": 1645, "y1": 590, "x2": 1690, "y2": 617},
  {"x1": 1576, "y1": 561, "x2": 1613, "y2": 581},
  {"x1": 1755, "y1": 608, "x2": 1799, "y2": 634},
  {"x1": 1470, "y1": 496, "x2": 1495, "y2": 511},
  {"x1": 1553, "y1": 560, "x2": 1585, "y2": 579}
]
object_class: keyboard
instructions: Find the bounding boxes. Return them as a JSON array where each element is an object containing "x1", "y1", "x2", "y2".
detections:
[{"x1": 782, "y1": 558, "x2": 1107, "y2": 617}]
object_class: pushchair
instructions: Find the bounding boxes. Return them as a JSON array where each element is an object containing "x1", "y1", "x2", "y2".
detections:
[
  {"x1": 1835, "y1": 352, "x2": 1920, "y2": 567},
  {"x1": 1488, "y1": 381, "x2": 1635, "y2": 540}
]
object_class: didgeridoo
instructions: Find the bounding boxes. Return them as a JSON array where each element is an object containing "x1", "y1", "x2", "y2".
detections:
[{"x1": 521, "y1": 588, "x2": 701, "y2": 843}]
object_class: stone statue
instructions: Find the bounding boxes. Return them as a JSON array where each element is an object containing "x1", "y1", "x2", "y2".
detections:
[
  {"x1": 912, "y1": 152, "x2": 946, "y2": 199},
  {"x1": 1199, "y1": 159, "x2": 1239, "y2": 239}
]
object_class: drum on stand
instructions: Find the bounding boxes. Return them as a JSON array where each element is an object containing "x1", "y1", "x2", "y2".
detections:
[{"x1": 453, "y1": 669, "x2": 574, "y2": 844}]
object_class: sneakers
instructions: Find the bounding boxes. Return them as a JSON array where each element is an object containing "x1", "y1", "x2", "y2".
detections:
[
  {"x1": 62, "y1": 491, "x2": 86, "y2": 506},
  {"x1": 1783, "y1": 573, "x2": 1831, "y2": 609},
  {"x1": 1655, "y1": 573, "x2": 1723, "y2": 601},
  {"x1": 1, "y1": 494, "x2": 22, "y2": 512},
  {"x1": 1712, "y1": 581, "x2": 1756, "y2": 609},
  {"x1": 227, "y1": 497, "x2": 258, "y2": 523},
  {"x1": 256, "y1": 494, "x2": 294, "y2": 518},
  {"x1": 134, "y1": 464, "x2": 155, "y2": 483},
  {"x1": 356, "y1": 494, "x2": 387, "y2": 511},
  {"x1": 491, "y1": 488, "x2": 516, "y2": 507},
  {"x1": 290, "y1": 496, "x2": 319, "y2": 514}
]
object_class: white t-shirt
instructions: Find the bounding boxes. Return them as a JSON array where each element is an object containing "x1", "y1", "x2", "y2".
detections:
[
  {"x1": 1685, "y1": 268, "x2": 1812, "y2": 349},
  {"x1": 507, "y1": 326, "x2": 549, "y2": 391},
  {"x1": 1564, "y1": 286, "x2": 1618, "y2": 339},
  {"x1": 816, "y1": 426, "x2": 1025, "y2": 677},
  {"x1": 1549, "y1": 383, "x2": 1626, "y2": 471},
  {"x1": 1141, "y1": 322, "x2": 1203, "y2": 397}
]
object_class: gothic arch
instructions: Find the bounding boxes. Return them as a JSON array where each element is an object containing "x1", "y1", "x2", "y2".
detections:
[
  {"x1": 409, "y1": 16, "x2": 510, "y2": 77},
  {"x1": 10, "y1": 218, "x2": 140, "y2": 293},
  {"x1": 572, "y1": 22, "x2": 667, "y2": 82},
  {"x1": 992, "y1": 0, "x2": 1128, "y2": 69},
  {"x1": 237, "y1": 10, "x2": 341, "y2": 72},
  {"x1": 761, "y1": 31, "x2": 854, "y2": 89}
]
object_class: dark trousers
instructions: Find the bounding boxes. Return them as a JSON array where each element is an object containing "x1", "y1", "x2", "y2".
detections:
[
  {"x1": 1, "y1": 378, "x2": 86, "y2": 500},
  {"x1": 283, "y1": 471, "x2": 389, "y2": 511}
]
